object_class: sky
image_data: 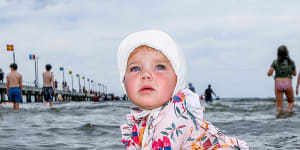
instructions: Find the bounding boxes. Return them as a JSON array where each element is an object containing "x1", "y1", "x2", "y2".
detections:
[{"x1": 0, "y1": 0, "x2": 300, "y2": 98}]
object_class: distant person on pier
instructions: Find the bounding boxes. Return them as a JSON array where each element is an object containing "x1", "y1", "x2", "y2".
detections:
[
  {"x1": 57, "y1": 94, "x2": 63, "y2": 101},
  {"x1": 6, "y1": 63, "x2": 22, "y2": 110},
  {"x1": 42, "y1": 64, "x2": 55, "y2": 107},
  {"x1": 54, "y1": 80, "x2": 58, "y2": 89},
  {"x1": 118, "y1": 30, "x2": 248, "y2": 149},
  {"x1": 0, "y1": 68, "x2": 4, "y2": 83},
  {"x1": 83, "y1": 86, "x2": 86, "y2": 94},
  {"x1": 204, "y1": 84, "x2": 217, "y2": 102},
  {"x1": 268, "y1": 45, "x2": 296, "y2": 113},
  {"x1": 93, "y1": 93, "x2": 99, "y2": 102}
]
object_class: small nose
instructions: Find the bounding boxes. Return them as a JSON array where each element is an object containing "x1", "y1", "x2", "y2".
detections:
[{"x1": 141, "y1": 71, "x2": 152, "y2": 80}]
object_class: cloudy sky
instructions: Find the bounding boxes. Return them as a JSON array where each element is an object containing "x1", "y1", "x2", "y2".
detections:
[{"x1": 0, "y1": 0, "x2": 300, "y2": 98}]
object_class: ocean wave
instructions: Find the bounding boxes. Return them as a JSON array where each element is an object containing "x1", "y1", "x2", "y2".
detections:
[{"x1": 204, "y1": 102, "x2": 275, "y2": 113}]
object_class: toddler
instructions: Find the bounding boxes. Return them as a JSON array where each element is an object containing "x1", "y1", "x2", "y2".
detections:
[{"x1": 118, "y1": 30, "x2": 249, "y2": 150}]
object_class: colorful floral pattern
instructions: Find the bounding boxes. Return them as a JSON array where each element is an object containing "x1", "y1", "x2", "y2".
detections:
[
  {"x1": 121, "y1": 89, "x2": 249, "y2": 150},
  {"x1": 173, "y1": 92, "x2": 185, "y2": 103},
  {"x1": 152, "y1": 136, "x2": 171, "y2": 150}
]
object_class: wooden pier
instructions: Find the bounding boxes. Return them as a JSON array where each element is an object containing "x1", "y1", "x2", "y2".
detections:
[{"x1": 0, "y1": 82, "x2": 95, "y2": 103}]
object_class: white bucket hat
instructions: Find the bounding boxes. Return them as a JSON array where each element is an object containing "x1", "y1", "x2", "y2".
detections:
[{"x1": 117, "y1": 30, "x2": 187, "y2": 96}]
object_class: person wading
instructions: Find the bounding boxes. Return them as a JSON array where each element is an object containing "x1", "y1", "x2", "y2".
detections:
[
  {"x1": 42, "y1": 64, "x2": 56, "y2": 107},
  {"x1": 268, "y1": 45, "x2": 296, "y2": 113},
  {"x1": 6, "y1": 63, "x2": 23, "y2": 110}
]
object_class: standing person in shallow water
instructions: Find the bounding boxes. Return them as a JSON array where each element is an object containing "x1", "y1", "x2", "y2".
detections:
[
  {"x1": 204, "y1": 84, "x2": 217, "y2": 102},
  {"x1": 118, "y1": 30, "x2": 249, "y2": 149},
  {"x1": 268, "y1": 45, "x2": 296, "y2": 113},
  {"x1": 42, "y1": 64, "x2": 56, "y2": 107},
  {"x1": 6, "y1": 63, "x2": 23, "y2": 110}
]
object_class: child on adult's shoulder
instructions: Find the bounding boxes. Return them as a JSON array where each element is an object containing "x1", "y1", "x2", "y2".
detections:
[{"x1": 118, "y1": 30, "x2": 249, "y2": 150}]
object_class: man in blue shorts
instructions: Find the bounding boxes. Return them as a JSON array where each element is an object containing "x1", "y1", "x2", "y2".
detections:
[
  {"x1": 42, "y1": 64, "x2": 55, "y2": 107},
  {"x1": 6, "y1": 63, "x2": 23, "y2": 110}
]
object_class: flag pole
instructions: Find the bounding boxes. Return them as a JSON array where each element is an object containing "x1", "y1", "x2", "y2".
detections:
[
  {"x1": 13, "y1": 51, "x2": 15, "y2": 63},
  {"x1": 7, "y1": 44, "x2": 15, "y2": 63}
]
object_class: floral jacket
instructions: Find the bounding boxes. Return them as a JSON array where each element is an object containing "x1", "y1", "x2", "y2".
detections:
[{"x1": 121, "y1": 89, "x2": 249, "y2": 150}]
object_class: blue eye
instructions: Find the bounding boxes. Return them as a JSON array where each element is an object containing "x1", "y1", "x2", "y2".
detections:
[
  {"x1": 130, "y1": 66, "x2": 141, "y2": 72},
  {"x1": 156, "y1": 65, "x2": 166, "y2": 70}
]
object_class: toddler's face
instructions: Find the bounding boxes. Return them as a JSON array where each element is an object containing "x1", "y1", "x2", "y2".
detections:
[{"x1": 124, "y1": 46, "x2": 177, "y2": 109}]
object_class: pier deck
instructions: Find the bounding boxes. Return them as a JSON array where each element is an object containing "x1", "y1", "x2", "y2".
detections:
[{"x1": 0, "y1": 82, "x2": 95, "y2": 102}]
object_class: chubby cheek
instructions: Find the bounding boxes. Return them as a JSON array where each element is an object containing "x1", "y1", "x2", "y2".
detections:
[
  {"x1": 158, "y1": 73, "x2": 177, "y2": 88},
  {"x1": 124, "y1": 74, "x2": 138, "y2": 96},
  {"x1": 124, "y1": 74, "x2": 143, "y2": 107},
  {"x1": 157, "y1": 73, "x2": 177, "y2": 99}
]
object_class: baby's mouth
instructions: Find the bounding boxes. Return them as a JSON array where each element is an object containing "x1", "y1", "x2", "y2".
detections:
[{"x1": 139, "y1": 86, "x2": 155, "y2": 93}]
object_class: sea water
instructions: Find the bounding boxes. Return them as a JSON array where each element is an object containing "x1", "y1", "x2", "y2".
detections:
[{"x1": 0, "y1": 99, "x2": 299, "y2": 150}]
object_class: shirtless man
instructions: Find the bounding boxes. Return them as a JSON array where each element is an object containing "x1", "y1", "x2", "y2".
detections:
[
  {"x1": 6, "y1": 63, "x2": 23, "y2": 110},
  {"x1": 42, "y1": 64, "x2": 55, "y2": 107}
]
